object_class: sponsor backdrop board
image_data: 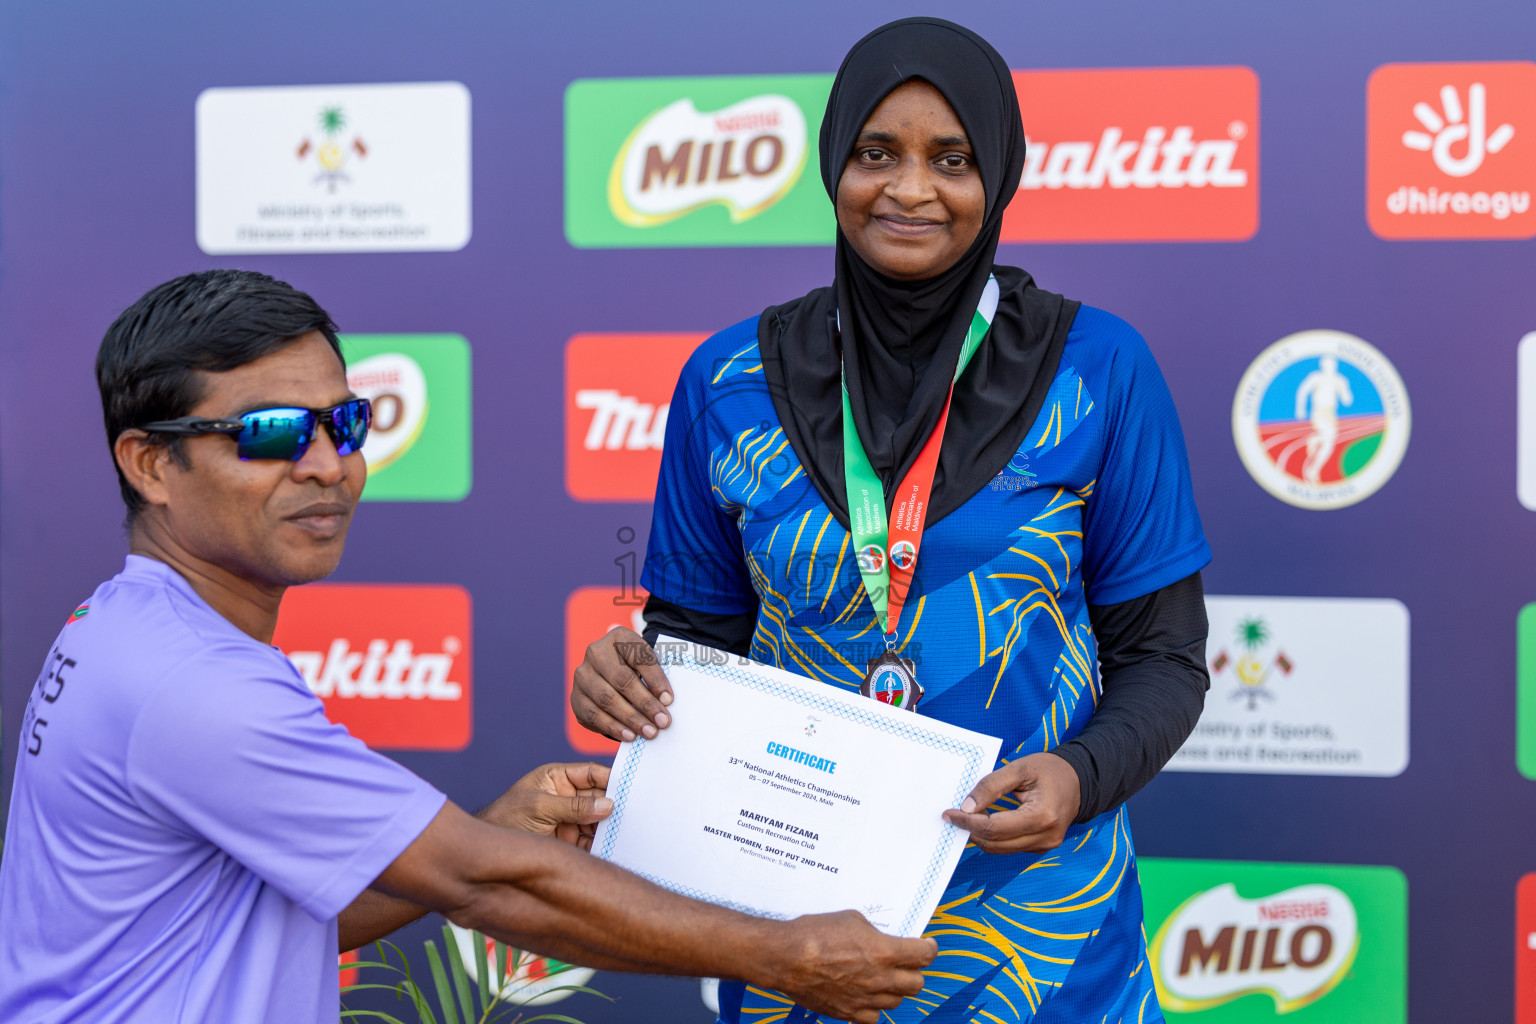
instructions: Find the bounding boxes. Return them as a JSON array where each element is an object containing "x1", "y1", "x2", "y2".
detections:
[
  {"x1": 565, "y1": 75, "x2": 834, "y2": 248},
  {"x1": 343, "y1": 334, "x2": 473, "y2": 502},
  {"x1": 196, "y1": 82, "x2": 472, "y2": 253},
  {"x1": 3, "y1": 2, "x2": 1535, "y2": 1022},
  {"x1": 1168, "y1": 596, "x2": 1409, "y2": 777},
  {"x1": 1141, "y1": 858, "x2": 1407, "y2": 1021}
]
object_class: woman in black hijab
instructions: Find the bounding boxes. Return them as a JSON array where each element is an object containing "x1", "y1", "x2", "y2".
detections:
[{"x1": 576, "y1": 18, "x2": 1209, "y2": 1023}]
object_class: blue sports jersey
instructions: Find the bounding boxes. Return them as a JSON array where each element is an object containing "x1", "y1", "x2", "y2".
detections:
[{"x1": 642, "y1": 304, "x2": 1210, "y2": 1024}]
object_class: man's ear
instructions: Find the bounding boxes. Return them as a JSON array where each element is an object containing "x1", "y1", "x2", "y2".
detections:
[{"x1": 114, "y1": 430, "x2": 179, "y2": 509}]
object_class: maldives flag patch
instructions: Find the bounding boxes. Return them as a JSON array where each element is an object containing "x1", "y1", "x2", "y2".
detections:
[{"x1": 66, "y1": 603, "x2": 89, "y2": 624}]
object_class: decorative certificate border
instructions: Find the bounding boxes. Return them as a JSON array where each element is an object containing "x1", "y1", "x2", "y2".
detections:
[{"x1": 593, "y1": 652, "x2": 997, "y2": 937}]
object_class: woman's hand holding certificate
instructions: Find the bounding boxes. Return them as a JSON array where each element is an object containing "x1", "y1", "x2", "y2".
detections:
[{"x1": 590, "y1": 638, "x2": 1003, "y2": 937}]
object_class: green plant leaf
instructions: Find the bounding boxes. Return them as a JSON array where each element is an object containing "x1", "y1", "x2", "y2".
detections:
[
  {"x1": 396, "y1": 979, "x2": 438, "y2": 1024},
  {"x1": 340, "y1": 1010, "x2": 411, "y2": 1024},
  {"x1": 442, "y1": 924, "x2": 476, "y2": 1024},
  {"x1": 343, "y1": 982, "x2": 429, "y2": 1000},
  {"x1": 521, "y1": 1014, "x2": 599, "y2": 1024},
  {"x1": 344, "y1": 960, "x2": 405, "y2": 974},
  {"x1": 424, "y1": 940, "x2": 462, "y2": 1024},
  {"x1": 493, "y1": 942, "x2": 508, "y2": 992},
  {"x1": 472, "y1": 929, "x2": 492, "y2": 1014}
]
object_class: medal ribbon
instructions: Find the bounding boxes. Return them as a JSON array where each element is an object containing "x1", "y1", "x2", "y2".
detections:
[{"x1": 842, "y1": 276, "x2": 999, "y2": 644}]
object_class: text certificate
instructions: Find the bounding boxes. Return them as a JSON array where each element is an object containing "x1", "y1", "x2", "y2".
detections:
[{"x1": 592, "y1": 640, "x2": 1003, "y2": 937}]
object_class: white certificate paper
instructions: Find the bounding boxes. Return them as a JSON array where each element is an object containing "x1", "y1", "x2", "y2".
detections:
[{"x1": 592, "y1": 639, "x2": 1002, "y2": 937}]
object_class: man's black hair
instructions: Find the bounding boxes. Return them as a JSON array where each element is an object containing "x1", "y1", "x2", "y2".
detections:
[{"x1": 96, "y1": 269, "x2": 343, "y2": 516}]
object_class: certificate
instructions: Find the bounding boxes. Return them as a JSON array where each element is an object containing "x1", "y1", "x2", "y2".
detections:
[{"x1": 592, "y1": 639, "x2": 1003, "y2": 937}]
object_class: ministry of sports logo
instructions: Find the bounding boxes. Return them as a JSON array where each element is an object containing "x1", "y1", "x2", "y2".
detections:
[
  {"x1": 296, "y1": 106, "x2": 367, "y2": 192},
  {"x1": 1233, "y1": 330, "x2": 1411, "y2": 510},
  {"x1": 1210, "y1": 616, "x2": 1292, "y2": 710}
]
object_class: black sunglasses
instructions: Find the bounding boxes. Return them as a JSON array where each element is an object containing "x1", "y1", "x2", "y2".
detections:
[{"x1": 138, "y1": 398, "x2": 372, "y2": 462}]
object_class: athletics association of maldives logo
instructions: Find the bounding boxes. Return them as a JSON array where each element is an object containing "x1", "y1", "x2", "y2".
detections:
[
  {"x1": 608, "y1": 94, "x2": 808, "y2": 227},
  {"x1": 1232, "y1": 330, "x2": 1411, "y2": 511},
  {"x1": 855, "y1": 544, "x2": 885, "y2": 574},
  {"x1": 1150, "y1": 882, "x2": 1359, "y2": 1013}
]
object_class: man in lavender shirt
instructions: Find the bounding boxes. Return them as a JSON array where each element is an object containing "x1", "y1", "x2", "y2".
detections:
[{"x1": 0, "y1": 270, "x2": 933, "y2": 1024}]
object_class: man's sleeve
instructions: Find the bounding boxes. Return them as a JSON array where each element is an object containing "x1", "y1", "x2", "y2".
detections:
[
  {"x1": 125, "y1": 647, "x2": 448, "y2": 922},
  {"x1": 1081, "y1": 322, "x2": 1212, "y2": 605},
  {"x1": 640, "y1": 342, "x2": 760, "y2": 615}
]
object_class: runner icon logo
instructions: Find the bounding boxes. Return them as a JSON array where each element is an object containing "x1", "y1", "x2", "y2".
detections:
[
  {"x1": 856, "y1": 544, "x2": 885, "y2": 574},
  {"x1": 888, "y1": 540, "x2": 917, "y2": 572},
  {"x1": 1232, "y1": 330, "x2": 1411, "y2": 510}
]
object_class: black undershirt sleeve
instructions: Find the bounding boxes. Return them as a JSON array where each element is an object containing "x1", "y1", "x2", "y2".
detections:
[
  {"x1": 1053, "y1": 571, "x2": 1210, "y2": 823},
  {"x1": 641, "y1": 593, "x2": 758, "y2": 658},
  {"x1": 641, "y1": 572, "x2": 1208, "y2": 826}
]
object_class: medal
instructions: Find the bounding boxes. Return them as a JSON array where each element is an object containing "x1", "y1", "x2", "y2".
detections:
[
  {"x1": 861, "y1": 650, "x2": 924, "y2": 710},
  {"x1": 842, "y1": 277, "x2": 999, "y2": 712}
]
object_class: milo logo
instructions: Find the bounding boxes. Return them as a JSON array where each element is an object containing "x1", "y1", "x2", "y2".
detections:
[
  {"x1": 1140, "y1": 858, "x2": 1406, "y2": 1022},
  {"x1": 608, "y1": 95, "x2": 807, "y2": 227},
  {"x1": 347, "y1": 352, "x2": 428, "y2": 471},
  {"x1": 339, "y1": 334, "x2": 471, "y2": 502},
  {"x1": 566, "y1": 74, "x2": 834, "y2": 248},
  {"x1": 1150, "y1": 883, "x2": 1356, "y2": 1012}
]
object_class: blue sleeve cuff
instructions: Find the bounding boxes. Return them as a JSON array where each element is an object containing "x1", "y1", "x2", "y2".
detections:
[{"x1": 1085, "y1": 540, "x2": 1212, "y2": 607}]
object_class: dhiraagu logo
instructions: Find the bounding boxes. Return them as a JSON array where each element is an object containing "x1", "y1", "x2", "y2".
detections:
[
  {"x1": 1141, "y1": 858, "x2": 1405, "y2": 1022},
  {"x1": 565, "y1": 75, "x2": 834, "y2": 247},
  {"x1": 341, "y1": 334, "x2": 471, "y2": 501}
]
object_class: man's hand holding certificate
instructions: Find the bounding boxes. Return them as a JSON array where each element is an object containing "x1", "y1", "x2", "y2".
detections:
[{"x1": 591, "y1": 639, "x2": 1003, "y2": 937}]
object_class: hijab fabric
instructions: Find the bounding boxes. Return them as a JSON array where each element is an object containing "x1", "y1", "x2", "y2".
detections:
[{"x1": 758, "y1": 17, "x2": 1079, "y2": 528}]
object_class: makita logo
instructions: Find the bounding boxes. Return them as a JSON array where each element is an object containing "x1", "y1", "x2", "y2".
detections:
[
  {"x1": 608, "y1": 94, "x2": 808, "y2": 227},
  {"x1": 566, "y1": 334, "x2": 703, "y2": 501},
  {"x1": 287, "y1": 637, "x2": 464, "y2": 700},
  {"x1": 1001, "y1": 66, "x2": 1258, "y2": 242},
  {"x1": 1020, "y1": 124, "x2": 1248, "y2": 191},
  {"x1": 575, "y1": 390, "x2": 667, "y2": 451},
  {"x1": 272, "y1": 583, "x2": 473, "y2": 750},
  {"x1": 1151, "y1": 882, "x2": 1357, "y2": 1013}
]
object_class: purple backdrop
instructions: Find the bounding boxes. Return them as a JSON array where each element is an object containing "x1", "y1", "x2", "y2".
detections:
[{"x1": 2, "y1": 1, "x2": 1531, "y2": 1019}]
